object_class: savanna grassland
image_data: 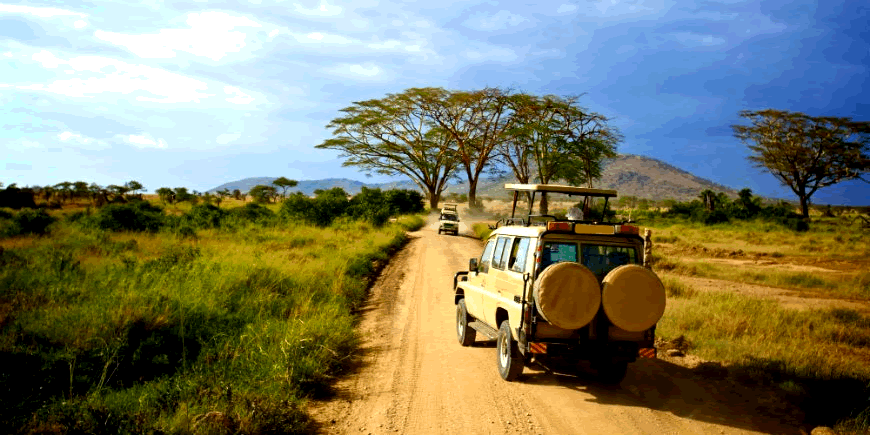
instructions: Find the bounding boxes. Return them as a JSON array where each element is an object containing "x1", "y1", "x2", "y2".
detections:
[
  {"x1": 470, "y1": 198, "x2": 870, "y2": 433},
  {"x1": 0, "y1": 193, "x2": 424, "y2": 434}
]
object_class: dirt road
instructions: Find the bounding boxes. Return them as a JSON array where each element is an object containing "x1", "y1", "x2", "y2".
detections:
[{"x1": 308, "y1": 215, "x2": 807, "y2": 434}]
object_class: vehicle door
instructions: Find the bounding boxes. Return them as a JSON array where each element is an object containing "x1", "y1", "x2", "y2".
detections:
[
  {"x1": 490, "y1": 236, "x2": 532, "y2": 326},
  {"x1": 464, "y1": 237, "x2": 495, "y2": 318},
  {"x1": 483, "y1": 236, "x2": 512, "y2": 325}
]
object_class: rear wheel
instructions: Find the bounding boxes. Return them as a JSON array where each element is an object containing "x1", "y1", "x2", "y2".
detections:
[
  {"x1": 496, "y1": 321, "x2": 524, "y2": 381},
  {"x1": 456, "y1": 299, "x2": 476, "y2": 346}
]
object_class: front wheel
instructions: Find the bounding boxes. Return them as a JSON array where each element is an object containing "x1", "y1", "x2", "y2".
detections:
[
  {"x1": 456, "y1": 299, "x2": 476, "y2": 346},
  {"x1": 497, "y1": 321, "x2": 524, "y2": 381}
]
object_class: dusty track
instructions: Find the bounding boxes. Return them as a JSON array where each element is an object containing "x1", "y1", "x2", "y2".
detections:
[{"x1": 308, "y1": 215, "x2": 808, "y2": 434}]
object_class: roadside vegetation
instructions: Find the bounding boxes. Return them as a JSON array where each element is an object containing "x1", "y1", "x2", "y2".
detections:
[{"x1": 0, "y1": 185, "x2": 425, "y2": 434}]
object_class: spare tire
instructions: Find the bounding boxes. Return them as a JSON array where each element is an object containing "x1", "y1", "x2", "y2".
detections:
[
  {"x1": 601, "y1": 264, "x2": 666, "y2": 332},
  {"x1": 533, "y1": 262, "x2": 601, "y2": 330}
]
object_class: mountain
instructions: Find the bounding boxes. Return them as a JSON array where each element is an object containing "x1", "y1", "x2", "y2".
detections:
[{"x1": 209, "y1": 154, "x2": 751, "y2": 202}]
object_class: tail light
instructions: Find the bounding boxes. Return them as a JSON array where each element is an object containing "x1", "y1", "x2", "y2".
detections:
[
  {"x1": 614, "y1": 224, "x2": 639, "y2": 235},
  {"x1": 547, "y1": 221, "x2": 572, "y2": 231}
]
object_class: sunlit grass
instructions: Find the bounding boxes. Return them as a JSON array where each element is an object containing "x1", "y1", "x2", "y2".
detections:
[
  {"x1": 0, "y1": 212, "x2": 423, "y2": 433},
  {"x1": 659, "y1": 277, "x2": 870, "y2": 430}
]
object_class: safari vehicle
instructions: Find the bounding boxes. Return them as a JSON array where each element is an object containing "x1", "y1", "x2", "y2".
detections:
[
  {"x1": 453, "y1": 184, "x2": 665, "y2": 383},
  {"x1": 438, "y1": 210, "x2": 460, "y2": 235},
  {"x1": 442, "y1": 203, "x2": 458, "y2": 213}
]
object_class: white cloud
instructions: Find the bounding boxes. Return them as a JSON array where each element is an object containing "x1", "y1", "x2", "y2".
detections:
[
  {"x1": 323, "y1": 63, "x2": 385, "y2": 81},
  {"x1": 94, "y1": 11, "x2": 262, "y2": 61},
  {"x1": 20, "y1": 49, "x2": 214, "y2": 103},
  {"x1": 122, "y1": 134, "x2": 168, "y2": 149},
  {"x1": 466, "y1": 10, "x2": 528, "y2": 30},
  {"x1": 57, "y1": 131, "x2": 109, "y2": 149},
  {"x1": 293, "y1": 0, "x2": 342, "y2": 16},
  {"x1": 0, "y1": 4, "x2": 86, "y2": 18},
  {"x1": 216, "y1": 133, "x2": 241, "y2": 144},
  {"x1": 74, "y1": 20, "x2": 87, "y2": 29},
  {"x1": 224, "y1": 86, "x2": 255, "y2": 104}
]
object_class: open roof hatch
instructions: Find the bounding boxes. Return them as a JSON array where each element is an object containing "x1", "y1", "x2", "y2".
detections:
[{"x1": 504, "y1": 184, "x2": 618, "y2": 226}]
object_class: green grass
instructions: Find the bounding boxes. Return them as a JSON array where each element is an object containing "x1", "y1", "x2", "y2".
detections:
[
  {"x1": 0, "y1": 213, "x2": 423, "y2": 434},
  {"x1": 659, "y1": 277, "x2": 870, "y2": 431},
  {"x1": 471, "y1": 222, "x2": 493, "y2": 240},
  {"x1": 652, "y1": 255, "x2": 870, "y2": 300}
]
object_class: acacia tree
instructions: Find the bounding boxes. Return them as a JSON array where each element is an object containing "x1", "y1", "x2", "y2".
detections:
[
  {"x1": 272, "y1": 177, "x2": 298, "y2": 199},
  {"x1": 497, "y1": 93, "x2": 620, "y2": 214},
  {"x1": 417, "y1": 87, "x2": 515, "y2": 209},
  {"x1": 249, "y1": 185, "x2": 277, "y2": 204},
  {"x1": 316, "y1": 88, "x2": 460, "y2": 209},
  {"x1": 732, "y1": 109, "x2": 869, "y2": 218},
  {"x1": 156, "y1": 187, "x2": 175, "y2": 204}
]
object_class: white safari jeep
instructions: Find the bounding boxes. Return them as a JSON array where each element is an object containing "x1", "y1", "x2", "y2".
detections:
[
  {"x1": 438, "y1": 208, "x2": 460, "y2": 235},
  {"x1": 453, "y1": 184, "x2": 665, "y2": 383}
]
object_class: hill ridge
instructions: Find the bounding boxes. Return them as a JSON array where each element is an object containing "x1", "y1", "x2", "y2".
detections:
[{"x1": 209, "y1": 154, "x2": 750, "y2": 202}]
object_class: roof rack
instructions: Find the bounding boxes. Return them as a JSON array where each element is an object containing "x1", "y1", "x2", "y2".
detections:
[{"x1": 503, "y1": 184, "x2": 619, "y2": 228}]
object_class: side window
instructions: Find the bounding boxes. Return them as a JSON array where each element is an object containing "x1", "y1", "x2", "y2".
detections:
[
  {"x1": 478, "y1": 239, "x2": 496, "y2": 273},
  {"x1": 509, "y1": 237, "x2": 531, "y2": 273},
  {"x1": 491, "y1": 236, "x2": 511, "y2": 270}
]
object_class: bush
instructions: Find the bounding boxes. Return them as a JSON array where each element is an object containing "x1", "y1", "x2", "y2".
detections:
[
  {"x1": 385, "y1": 189, "x2": 425, "y2": 214},
  {"x1": 1, "y1": 208, "x2": 56, "y2": 236},
  {"x1": 281, "y1": 188, "x2": 349, "y2": 227},
  {"x1": 183, "y1": 204, "x2": 228, "y2": 229},
  {"x1": 90, "y1": 201, "x2": 165, "y2": 232},
  {"x1": 229, "y1": 203, "x2": 275, "y2": 223},
  {"x1": 348, "y1": 188, "x2": 391, "y2": 226}
]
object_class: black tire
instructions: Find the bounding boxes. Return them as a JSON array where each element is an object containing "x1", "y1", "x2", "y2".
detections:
[
  {"x1": 438, "y1": 229, "x2": 442, "y2": 234},
  {"x1": 496, "y1": 321, "x2": 524, "y2": 381},
  {"x1": 456, "y1": 299, "x2": 476, "y2": 346},
  {"x1": 597, "y1": 362, "x2": 628, "y2": 385}
]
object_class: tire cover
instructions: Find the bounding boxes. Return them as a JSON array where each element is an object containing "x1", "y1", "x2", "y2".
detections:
[
  {"x1": 601, "y1": 264, "x2": 666, "y2": 332},
  {"x1": 533, "y1": 262, "x2": 601, "y2": 330}
]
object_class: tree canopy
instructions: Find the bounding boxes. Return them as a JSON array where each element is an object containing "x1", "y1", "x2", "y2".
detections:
[
  {"x1": 316, "y1": 88, "x2": 460, "y2": 208},
  {"x1": 732, "y1": 109, "x2": 869, "y2": 218}
]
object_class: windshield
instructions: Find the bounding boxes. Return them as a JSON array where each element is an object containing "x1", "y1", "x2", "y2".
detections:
[{"x1": 441, "y1": 214, "x2": 458, "y2": 221}]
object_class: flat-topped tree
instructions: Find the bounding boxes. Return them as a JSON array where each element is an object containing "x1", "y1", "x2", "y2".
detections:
[
  {"x1": 316, "y1": 88, "x2": 460, "y2": 209},
  {"x1": 272, "y1": 177, "x2": 298, "y2": 199},
  {"x1": 732, "y1": 109, "x2": 869, "y2": 218}
]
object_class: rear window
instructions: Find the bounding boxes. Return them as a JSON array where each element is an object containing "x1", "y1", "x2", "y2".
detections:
[{"x1": 539, "y1": 241, "x2": 638, "y2": 277}]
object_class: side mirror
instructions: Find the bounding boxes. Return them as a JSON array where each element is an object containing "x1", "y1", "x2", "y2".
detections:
[{"x1": 469, "y1": 258, "x2": 478, "y2": 272}]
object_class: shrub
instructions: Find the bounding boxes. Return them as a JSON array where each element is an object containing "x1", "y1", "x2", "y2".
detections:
[
  {"x1": 229, "y1": 203, "x2": 275, "y2": 223},
  {"x1": 385, "y1": 189, "x2": 425, "y2": 214},
  {"x1": 1, "y1": 208, "x2": 56, "y2": 236},
  {"x1": 183, "y1": 204, "x2": 228, "y2": 229},
  {"x1": 348, "y1": 187, "x2": 391, "y2": 226},
  {"x1": 91, "y1": 201, "x2": 165, "y2": 232},
  {"x1": 281, "y1": 188, "x2": 349, "y2": 227}
]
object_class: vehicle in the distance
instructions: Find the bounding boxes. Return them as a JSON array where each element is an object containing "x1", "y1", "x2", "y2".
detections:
[
  {"x1": 453, "y1": 184, "x2": 665, "y2": 383},
  {"x1": 439, "y1": 210, "x2": 460, "y2": 235}
]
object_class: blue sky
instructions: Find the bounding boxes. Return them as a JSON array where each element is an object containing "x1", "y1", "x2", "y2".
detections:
[{"x1": 1, "y1": 0, "x2": 867, "y2": 205}]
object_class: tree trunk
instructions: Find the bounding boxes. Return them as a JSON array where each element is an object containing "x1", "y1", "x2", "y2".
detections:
[
  {"x1": 468, "y1": 179, "x2": 479, "y2": 210},
  {"x1": 428, "y1": 188, "x2": 440, "y2": 210},
  {"x1": 799, "y1": 194, "x2": 809, "y2": 219},
  {"x1": 539, "y1": 192, "x2": 549, "y2": 215}
]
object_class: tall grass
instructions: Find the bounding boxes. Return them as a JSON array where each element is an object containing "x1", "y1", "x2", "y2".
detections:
[
  {"x1": 659, "y1": 277, "x2": 870, "y2": 431},
  {"x1": 0, "y1": 213, "x2": 424, "y2": 434}
]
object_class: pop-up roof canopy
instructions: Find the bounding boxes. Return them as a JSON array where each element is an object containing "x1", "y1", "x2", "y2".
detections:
[
  {"x1": 504, "y1": 184, "x2": 617, "y2": 198},
  {"x1": 504, "y1": 184, "x2": 618, "y2": 223}
]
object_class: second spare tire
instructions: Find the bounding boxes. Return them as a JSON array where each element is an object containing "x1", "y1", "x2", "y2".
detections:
[
  {"x1": 533, "y1": 262, "x2": 601, "y2": 330},
  {"x1": 601, "y1": 264, "x2": 666, "y2": 332}
]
